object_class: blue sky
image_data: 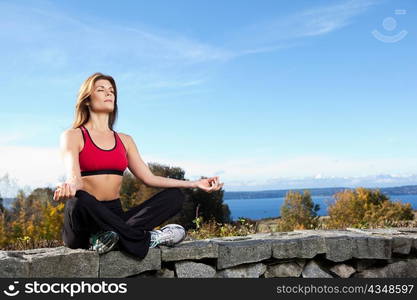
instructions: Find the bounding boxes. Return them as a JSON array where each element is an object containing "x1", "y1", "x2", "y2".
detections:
[{"x1": 0, "y1": 0, "x2": 416, "y2": 196}]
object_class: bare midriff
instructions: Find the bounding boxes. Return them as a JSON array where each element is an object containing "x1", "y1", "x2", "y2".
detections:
[{"x1": 81, "y1": 174, "x2": 124, "y2": 201}]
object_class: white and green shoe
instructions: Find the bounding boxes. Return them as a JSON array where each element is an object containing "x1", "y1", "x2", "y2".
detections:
[
  {"x1": 149, "y1": 224, "x2": 186, "y2": 248},
  {"x1": 89, "y1": 231, "x2": 119, "y2": 254}
]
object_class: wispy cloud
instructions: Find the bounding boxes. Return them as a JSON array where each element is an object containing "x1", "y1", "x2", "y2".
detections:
[
  {"x1": 0, "y1": 0, "x2": 381, "y2": 91},
  {"x1": 0, "y1": 1, "x2": 228, "y2": 94},
  {"x1": 291, "y1": 0, "x2": 379, "y2": 37},
  {"x1": 225, "y1": 0, "x2": 380, "y2": 55}
]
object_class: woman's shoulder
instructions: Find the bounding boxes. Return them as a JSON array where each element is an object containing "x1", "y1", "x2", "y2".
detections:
[
  {"x1": 61, "y1": 128, "x2": 82, "y2": 138},
  {"x1": 116, "y1": 132, "x2": 131, "y2": 151},
  {"x1": 59, "y1": 127, "x2": 83, "y2": 150},
  {"x1": 61, "y1": 127, "x2": 83, "y2": 139}
]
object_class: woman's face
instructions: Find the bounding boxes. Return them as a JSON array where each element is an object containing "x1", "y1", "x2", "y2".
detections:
[{"x1": 89, "y1": 79, "x2": 115, "y2": 113}]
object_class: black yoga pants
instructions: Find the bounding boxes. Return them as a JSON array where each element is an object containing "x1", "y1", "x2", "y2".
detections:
[{"x1": 61, "y1": 188, "x2": 185, "y2": 259}]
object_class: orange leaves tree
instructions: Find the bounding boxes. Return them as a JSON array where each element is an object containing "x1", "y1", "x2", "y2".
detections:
[
  {"x1": 1, "y1": 188, "x2": 64, "y2": 249},
  {"x1": 326, "y1": 187, "x2": 414, "y2": 229}
]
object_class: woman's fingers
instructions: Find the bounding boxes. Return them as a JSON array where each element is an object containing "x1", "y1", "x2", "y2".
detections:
[
  {"x1": 54, "y1": 189, "x2": 59, "y2": 201},
  {"x1": 64, "y1": 183, "x2": 70, "y2": 199},
  {"x1": 53, "y1": 182, "x2": 76, "y2": 201},
  {"x1": 58, "y1": 185, "x2": 64, "y2": 199},
  {"x1": 60, "y1": 183, "x2": 66, "y2": 199},
  {"x1": 198, "y1": 177, "x2": 224, "y2": 193},
  {"x1": 60, "y1": 183, "x2": 68, "y2": 199},
  {"x1": 214, "y1": 181, "x2": 223, "y2": 191},
  {"x1": 65, "y1": 183, "x2": 72, "y2": 199},
  {"x1": 206, "y1": 177, "x2": 223, "y2": 192}
]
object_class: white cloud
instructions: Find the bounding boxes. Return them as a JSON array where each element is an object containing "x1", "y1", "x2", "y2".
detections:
[
  {"x1": 143, "y1": 153, "x2": 417, "y2": 191},
  {"x1": 0, "y1": 146, "x2": 64, "y2": 197}
]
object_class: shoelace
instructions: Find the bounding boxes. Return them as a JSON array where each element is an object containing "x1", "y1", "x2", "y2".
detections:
[
  {"x1": 149, "y1": 228, "x2": 174, "y2": 248},
  {"x1": 89, "y1": 231, "x2": 118, "y2": 253}
]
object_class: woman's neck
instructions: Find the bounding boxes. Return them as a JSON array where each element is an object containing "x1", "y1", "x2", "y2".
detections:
[
  {"x1": 85, "y1": 114, "x2": 112, "y2": 133},
  {"x1": 84, "y1": 122, "x2": 112, "y2": 133}
]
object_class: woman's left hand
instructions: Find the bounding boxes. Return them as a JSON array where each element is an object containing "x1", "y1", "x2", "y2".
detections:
[{"x1": 195, "y1": 176, "x2": 224, "y2": 193}]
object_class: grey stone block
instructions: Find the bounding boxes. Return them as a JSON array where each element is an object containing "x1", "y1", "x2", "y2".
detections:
[
  {"x1": 355, "y1": 259, "x2": 417, "y2": 278},
  {"x1": 329, "y1": 264, "x2": 356, "y2": 278},
  {"x1": 386, "y1": 259, "x2": 417, "y2": 277},
  {"x1": 0, "y1": 251, "x2": 30, "y2": 277},
  {"x1": 264, "y1": 262, "x2": 303, "y2": 278},
  {"x1": 272, "y1": 236, "x2": 326, "y2": 259},
  {"x1": 353, "y1": 236, "x2": 391, "y2": 259},
  {"x1": 392, "y1": 236, "x2": 412, "y2": 255},
  {"x1": 99, "y1": 249, "x2": 160, "y2": 278},
  {"x1": 216, "y1": 263, "x2": 266, "y2": 278},
  {"x1": 216, "y1": 239, "x2": 271, "y2": 269},
  {"x1": 302, "y1": 260, "x2": 333, "y2": 278},
  {"x1": 325, "y1": 236, "x2": 354, "y2": 262},
  {"x1": 161, "y1": 240, "x2": 218, "y2": 262},
  {"x1": 0, "y1": 247, "x2": 99, "y2": 278},
  {"x1": 175, "y1": 261, "x2": 216, "y2": 278}
]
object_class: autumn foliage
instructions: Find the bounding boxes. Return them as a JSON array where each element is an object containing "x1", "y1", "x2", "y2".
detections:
[
  {"x1": 278, "y1": 190, "x2": 320, "y2": 231},
  {"x1": 326, "y1": 187, "x2": 414, "y2": 229},
  {"x1": 0, "y1": 188, "x2": 65, "y2": 249}
]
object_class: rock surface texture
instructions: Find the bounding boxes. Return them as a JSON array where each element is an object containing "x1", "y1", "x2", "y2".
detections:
[{"x1": 1, "y1": 228, "x2": 417, "y2": 278}]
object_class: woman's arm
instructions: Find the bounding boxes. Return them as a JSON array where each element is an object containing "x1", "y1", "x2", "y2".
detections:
[
  {"x1": 124, "y1": 134, "x2": 197, "y2": 189},
  {"x1": 54, "y1": 129, "x2": 84, "y2": 201},
  {"x1": 59, "y1": 129, "x2": 84, "y2": 191}
]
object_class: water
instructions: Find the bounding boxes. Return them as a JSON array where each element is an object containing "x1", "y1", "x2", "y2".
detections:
[{"x1": 224, "y1": 194, "x2": 417, "y2": 221}]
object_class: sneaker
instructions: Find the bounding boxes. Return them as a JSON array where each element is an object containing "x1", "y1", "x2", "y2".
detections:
[
  {"x1": 89, "y1": 230, "x2": 119, "y2": 254},
  {"x1": 149, "y1": 224, "x2": 186, "y2": 248}
]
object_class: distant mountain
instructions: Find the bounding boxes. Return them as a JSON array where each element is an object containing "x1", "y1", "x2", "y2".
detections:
[{"x1": 223, "y1": 185, "x2": 417, "y2": 200}]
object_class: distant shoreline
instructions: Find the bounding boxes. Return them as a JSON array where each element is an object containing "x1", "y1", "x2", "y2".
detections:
[
  {"x1": 223, "y1": 184, "x2": 417, "y2": 199},
  {"x1": 240, "y1": 209, "x2": 417, "y2": 223}
]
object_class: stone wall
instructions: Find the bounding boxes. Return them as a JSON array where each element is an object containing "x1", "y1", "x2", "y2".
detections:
[{"x1": 1, "y1": 228, "x2": 417, "y2": 278}]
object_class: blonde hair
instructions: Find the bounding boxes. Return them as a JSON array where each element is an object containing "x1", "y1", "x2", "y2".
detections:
[{"x1": 72, "y1": 72, "x2": 118, "y2": 130}]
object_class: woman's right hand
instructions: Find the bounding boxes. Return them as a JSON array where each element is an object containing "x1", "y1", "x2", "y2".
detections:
[{"x1": 53, "y1": 182, "x2": 77, "y2": 201}]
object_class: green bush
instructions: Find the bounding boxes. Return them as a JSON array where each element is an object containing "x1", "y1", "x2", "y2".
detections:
[{"x1": 278, "y1": 190, "x2": 320, "y2": 231}]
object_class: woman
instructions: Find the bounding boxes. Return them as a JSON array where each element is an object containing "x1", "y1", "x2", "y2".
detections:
[{"x1": 53, "y1": 72, "x2": 224, "y2": 259}]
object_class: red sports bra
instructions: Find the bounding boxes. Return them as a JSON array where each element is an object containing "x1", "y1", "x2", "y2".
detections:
[{"x1": 78, "y1": 125, "x2": 128, "y2": 177}]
